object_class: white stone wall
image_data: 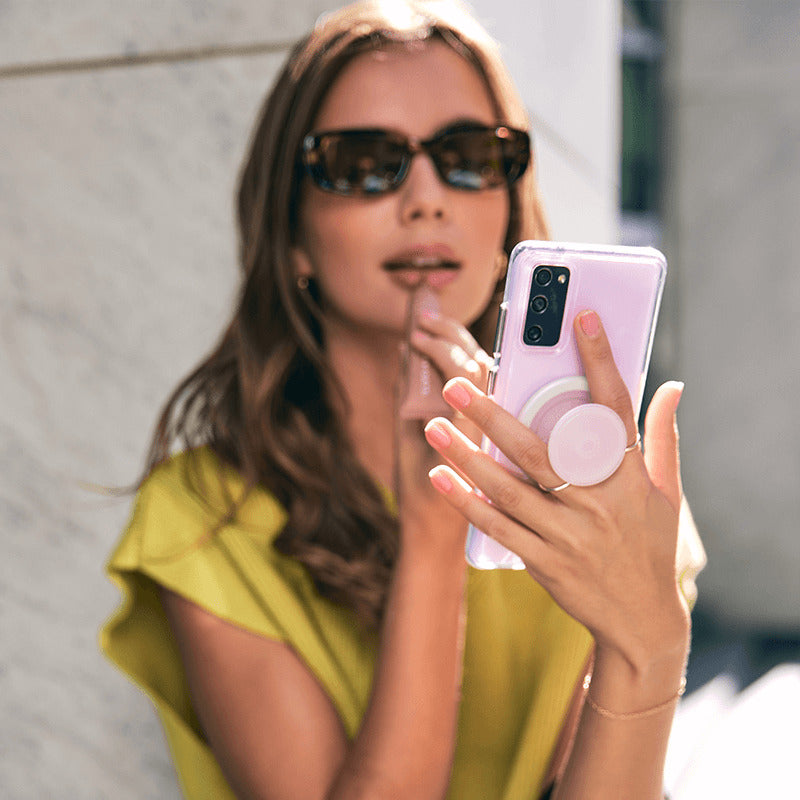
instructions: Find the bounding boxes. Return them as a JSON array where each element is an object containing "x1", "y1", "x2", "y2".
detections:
[
  {"x1": 663, "y1": 0, "x2": 800, "y2": 629},
  {"x1": 0, "y1": 1, "x2": 617, "y2": 796}
]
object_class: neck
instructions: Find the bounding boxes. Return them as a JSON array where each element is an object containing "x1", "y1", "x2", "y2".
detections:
[{"x1": 324, "y1": 323, "x2": 403, "y2": 491}]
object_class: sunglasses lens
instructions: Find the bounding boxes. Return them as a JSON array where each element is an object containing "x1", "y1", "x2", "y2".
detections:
[
  {"x1": 431, "y1": 127, "x2": 530, "y2": 190},
  {"x1": 303, "y1": 126, "x2": 530, "y2": 195},
  {"x1": 309, "y1": 132, "x2": 407, "y2": 195}
]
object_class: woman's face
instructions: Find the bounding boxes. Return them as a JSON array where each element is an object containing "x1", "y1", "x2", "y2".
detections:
[{"x1": 293, "y1": 39, "x2": 510, "y2": 340}]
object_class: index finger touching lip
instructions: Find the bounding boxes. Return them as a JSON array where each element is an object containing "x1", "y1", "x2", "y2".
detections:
[{"x1": 573, "y1": 310, "x2": 637, "y2": 440}]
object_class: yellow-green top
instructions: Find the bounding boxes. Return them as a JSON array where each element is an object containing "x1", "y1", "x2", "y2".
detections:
[{"x1": 101, "y1": 448, "x2": 592, "y2": 799}]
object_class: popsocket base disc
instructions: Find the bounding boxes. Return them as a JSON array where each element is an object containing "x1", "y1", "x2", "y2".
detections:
[
  {"x1": 547, "y1": 404, "x2": 627, "y2": 486},
  {"x1": 518, "y1": 377, "x2": 591, "y2": 440}
]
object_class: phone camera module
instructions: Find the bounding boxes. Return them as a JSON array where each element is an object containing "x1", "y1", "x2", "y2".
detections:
[
  {"x1": 524, "y1": 264, "x2": 569, "y2": 346},
  {"x1": 526, "y1": 325, "x2": 543, "y2": 343},
  {"x1": 530, "y1": 295, "x2": 548, "y2": 313}
]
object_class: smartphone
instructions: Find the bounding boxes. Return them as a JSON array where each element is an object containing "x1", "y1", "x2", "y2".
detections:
[{"x1": 465, "y1": 240, "x2": 667, "y2": 569}]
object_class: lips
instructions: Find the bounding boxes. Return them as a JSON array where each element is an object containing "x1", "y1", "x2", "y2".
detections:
[{"x1": 383, "y1": 247, "x2": 461, "y2": 289}]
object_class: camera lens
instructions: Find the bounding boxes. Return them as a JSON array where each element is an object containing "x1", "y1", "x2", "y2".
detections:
[
  {"x1": 526, "y1": 325, "x2": 543, "y2": 342},
  {"x1": 535, "y1": 268, "x2": 552, "y2": 286},
  {"x1": 530, "y1": 295, "x2": 548, "y2": 313}
]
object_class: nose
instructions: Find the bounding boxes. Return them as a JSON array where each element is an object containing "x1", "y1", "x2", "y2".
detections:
[{"x1": 398, "y1": 152, "x2": 448, "y2": 224}]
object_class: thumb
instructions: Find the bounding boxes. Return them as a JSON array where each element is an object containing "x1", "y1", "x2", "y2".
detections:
[{"x1": 642, "y1": 381, "x2": 684, "y2": 511}]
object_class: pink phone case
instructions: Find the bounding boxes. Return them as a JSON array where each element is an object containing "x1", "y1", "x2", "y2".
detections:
[{"x1": 465, "y1": 240, "x2": 667, "y2": 569}]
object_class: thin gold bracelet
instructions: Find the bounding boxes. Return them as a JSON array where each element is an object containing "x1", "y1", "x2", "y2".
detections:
[{"x1": 583, "y1": 676, "x2": 686, "y2": 721}]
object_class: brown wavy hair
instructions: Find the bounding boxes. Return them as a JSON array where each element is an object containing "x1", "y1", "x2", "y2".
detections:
[{"x1": 144, "y1": 0, "x2": 549, "y2": 631}]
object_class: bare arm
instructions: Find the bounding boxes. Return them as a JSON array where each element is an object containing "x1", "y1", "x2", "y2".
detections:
[
  {"x1": 160, "y1": 588, "x2": 348, "y2": 800},
  {"x1": 160, "y1": 524, "x2": 467, "y2": 800},
  {"x1": 424, "y1": 311, "x2": 691, "y2": 800},
  {"x1": 158, "y1": 314, "x2": 491, "y2": 800}
]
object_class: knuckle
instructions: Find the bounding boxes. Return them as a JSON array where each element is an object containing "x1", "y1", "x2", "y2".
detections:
[
  {"x1": 476, "y1": 351, "x2": 493, "y2": 370},
  {"x1": 587, "y1": 485, "x2": 616, "y2": 514},
  {"x1": 591, "y1": 338, "x2": 614, "y2": 363},
  {"x1": 542, "y1": 555, "x2": 569, "y2": 593},
  {"x1": 575, "y1": 491, "x2": 614, "y2": 533},
  {"x1": 515, "y1": 439, "x2": 548, "y2": 475},
  {"x1": 450, "y1": 345, "x2": 469, "y2": 369},
  {"x1": 471, "y1": 397, "x2": 494, "y2": 429},
  {"x1": 484, "y1": 516, "x2": 510, "y2": 546},
  {"x1": 442, "y1": 317, "x2": 460, "y2": 334},
  {"x1": 421, "y1": 315, "x2": 446, "y2": 335},
  {"x1": 492, "y1": 478, "x2": 521, "y2": 512},
  {"x1": 460, "y1": 448, "x2": 482, "y2": 476},
  {"x1": 450, "y1": 489, "x2": 471, "y2": 513},
  {"x1": 586, "y1": 496, "x2": 616, "y2": 530},
  {"x1": 608, "y1": 385, "x2": 633, "y2": 415},
  {"x1": 630, "y1": 469, "x2": 654, "y2": 500},
  {"x1": 464, "y1": 360, "x2": 481, "y2": 381}
]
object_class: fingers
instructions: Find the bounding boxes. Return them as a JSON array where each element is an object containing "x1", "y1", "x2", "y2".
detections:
[
  {"x1": 423, "y1": 416, "x2": 563, "y2": 531},
  {"x1": 423, "y1": 309, "x2": 660, "y2": 504},
  {"x1": 394, "y1": 415, "x2": 474, "y2": 551},
  {"x1": 417, "y1": 311, "x2": 490, "y2": 366},
  {"x1": 434, "y1": 310, "x2": 645, "y2": 495},
  {"x1": 411, "y1": 313, "x2": 492, "y2": 389},
  {"x1": 427, "y1": 463, "x2": 551, "y2": 575},
  {"x1": 643, "y1": 381, "x2": 684, "y2": 511},
  {"x1": 439, "y1": 378, "x2": 570, "y2": 493},
  {"x1": 573, "y1": 311, "x2": 638, "y2": 445}
]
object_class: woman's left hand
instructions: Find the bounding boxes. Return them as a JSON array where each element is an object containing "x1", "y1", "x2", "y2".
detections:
[
  {"x1": 423, "y1": 310, "x2": 690, "y2": 669},
  {"x1": 408, "y1": 309, "x2": 493, "y2": 446},
  {"x1": 394, "y1": 309, "x2": 493, "y2": 551}
]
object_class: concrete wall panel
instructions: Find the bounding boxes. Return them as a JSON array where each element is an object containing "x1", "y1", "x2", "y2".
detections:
[
  {"x1": 0, "y1": 2, "x2": 618, "y2": 796},
  {"x1": 482, "y1": 0, "x2": 620, "y2": 241},
  {"x1": 664, "y1": 0, "x2": 800, "y2": 627},
  {"x1": 1, "y1": 52, "x2": 286, "y2": 799},
  {"x1": 0, "y1": 1, "x2": 339, "y2": 67}
]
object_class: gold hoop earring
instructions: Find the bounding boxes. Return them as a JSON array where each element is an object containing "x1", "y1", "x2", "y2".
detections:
[
  {"x1": 494, "y1": 251, "x2": 508, "y2": 280},
  {"x1": 297, "y1": 275, "x2": 310, "y2": 290}
]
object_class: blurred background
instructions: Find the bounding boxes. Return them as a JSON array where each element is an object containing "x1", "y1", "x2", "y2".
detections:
[{"x1": 1, "y1": 0, "x2": 798, "y2": 797}]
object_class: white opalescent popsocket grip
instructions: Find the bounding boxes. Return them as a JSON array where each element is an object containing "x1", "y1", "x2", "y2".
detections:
[
  {"x1": 547, "y1": 403, "x2": 627, "y2": 486},
  {"x1": 518, "y1": 377, "x2": 627, "y2": 487}
]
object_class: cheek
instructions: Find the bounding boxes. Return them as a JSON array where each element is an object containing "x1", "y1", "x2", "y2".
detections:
[
  {"x1": 455, "y1": 194, "x2": 509, "y2": 321},
  {"x1": 301, "y1": 195, "x2": 387, "y2": 266},
  {"x1": 466, "y1": 190, "x2": 510, "y2": 249},
  {"x1": 297, "y1": 200, "x2": 399, "y2": 319},
  {"x1": 299, "y1": 213, "x2": 356, "y2": 289},
  {"x1": 489, "y1": 193, "x2": 512, "y2": 248}
]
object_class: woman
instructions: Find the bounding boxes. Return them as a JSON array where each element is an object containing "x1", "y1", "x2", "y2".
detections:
[{"x1": 101, "y1": 1, "x2": 699, "y2": 798}]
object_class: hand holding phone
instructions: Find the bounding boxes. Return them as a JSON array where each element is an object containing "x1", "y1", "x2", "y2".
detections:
[{"x1": 465, "y1": 241, "x2": 666, "y2": 569}]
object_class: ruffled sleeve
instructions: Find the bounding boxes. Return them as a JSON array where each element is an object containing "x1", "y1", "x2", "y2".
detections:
[{"x1": 100, "y1": 448, "x2": 376, "y2": 799}]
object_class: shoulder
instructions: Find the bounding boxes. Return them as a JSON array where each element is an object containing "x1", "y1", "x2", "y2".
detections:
[
  {"x1": 109, "y1": 447, "x2": 289, "y2": 569},
  {"x1": 103, "y1": 448, "x2": 373, "y2": 738},
  {"x1": 143, "y1": 447, "x2": 287, "y2": 525},
  {"x1": 105, "y1": 447, "x2": 308, "y2": 648}
]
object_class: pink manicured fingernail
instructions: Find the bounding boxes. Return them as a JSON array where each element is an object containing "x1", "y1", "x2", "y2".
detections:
[
  {"x1": 443, "y1": 380, "x2": 472, "y2": 410},
  {"x1": 669, "y1": 380, "x2": 685, "y2": 411},
  {"x1": 578, "y1": 310, "x2": 599, "y2": 337},
  {"x1": 424, "y1": 420, "x2": 452, "y2": 448},
  {"x1": 429, "y1": 467, "x2": 454, "y2": 494}
]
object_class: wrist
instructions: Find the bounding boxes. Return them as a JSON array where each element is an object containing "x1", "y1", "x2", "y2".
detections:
[
  {"x1": 589, "y1": 634, "x2": 689, "y2": 717},
  {"x1": 398, "y1": 509, "x2": 468, "y2": 563},
  {"x1": 396, "y1": 532, "x2": 467, "y2": 577},
  {"x1": 595, "y1": 588, "x2": 690, "y2": 676},
  {"x1": 584, "y1": 674, "x2": 686, "y2": 721}
]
